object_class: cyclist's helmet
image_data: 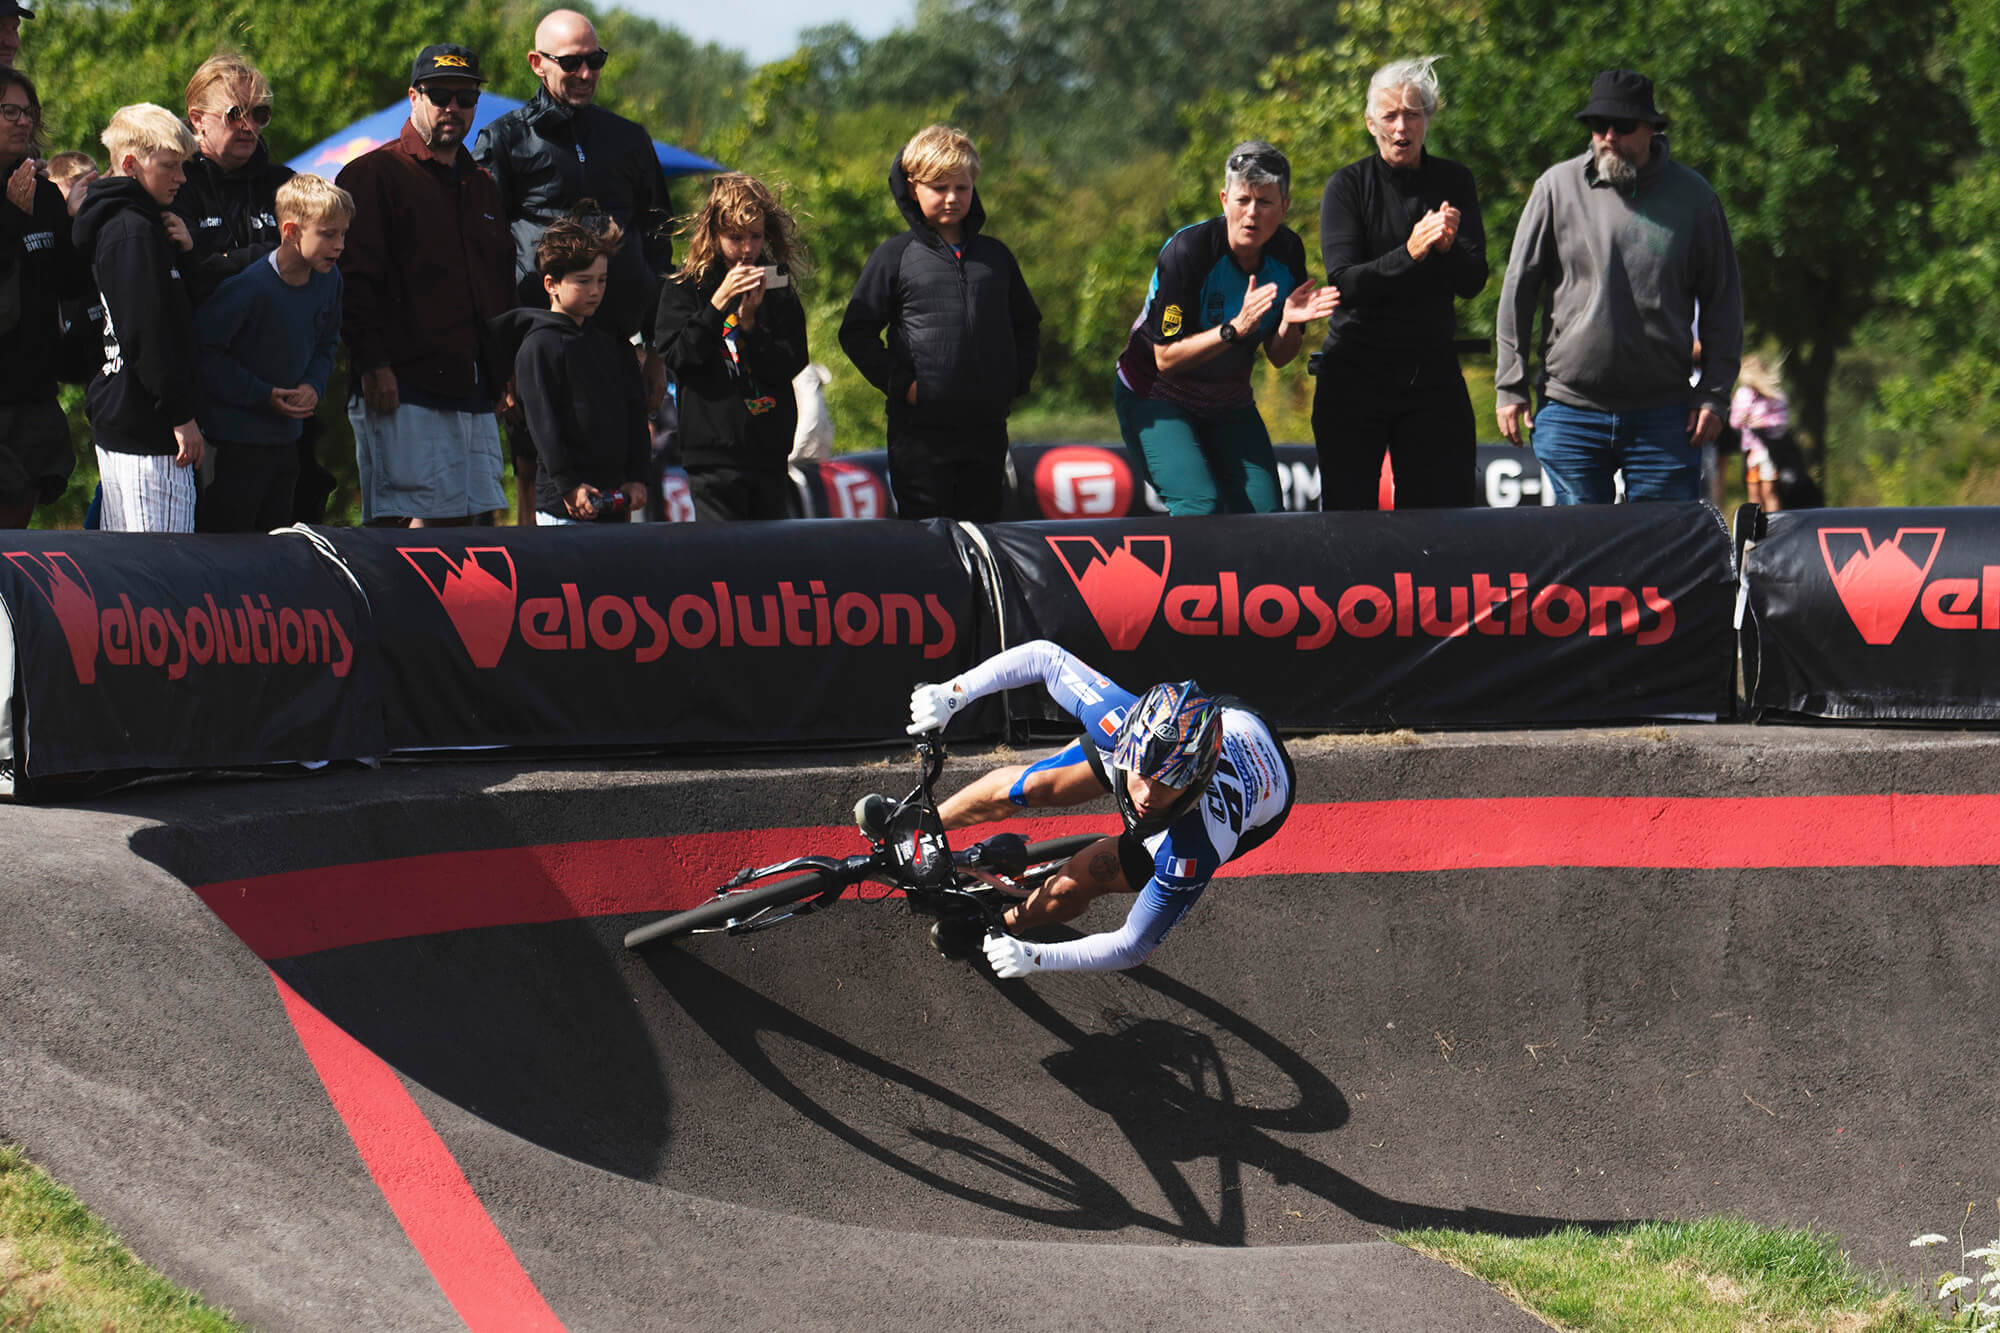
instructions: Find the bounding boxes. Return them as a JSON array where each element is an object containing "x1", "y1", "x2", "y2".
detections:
[{"x1": 1109, "y1": 680, "x2": 1224, "y2": 835}]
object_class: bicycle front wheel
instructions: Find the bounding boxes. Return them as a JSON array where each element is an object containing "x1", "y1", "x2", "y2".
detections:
[{"x1": 624, "y1": 869, "x2": 839, "y2": 950}]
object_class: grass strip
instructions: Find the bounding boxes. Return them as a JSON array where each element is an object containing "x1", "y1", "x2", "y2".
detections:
[
  {"x1": 1398, "y1": 1216, "x2": 1943, "y2": 1332},
  {"x1": 0, "y1": 1143, "x2": 243, "y2": 1332}
]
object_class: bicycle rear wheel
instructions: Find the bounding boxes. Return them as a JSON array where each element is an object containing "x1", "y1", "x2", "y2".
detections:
[{"x1": 623, "y1": 869, "x2": 839, "y2": 949}]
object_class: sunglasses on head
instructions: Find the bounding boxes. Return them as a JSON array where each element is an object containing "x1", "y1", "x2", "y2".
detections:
[
  {"x1": 419, "y1": 86, "x2": 481, "y2": 110},
  {"x1": 1585, "y1": 116, "x2": 1644, "y2": 136},
  {"x1": 538, "y1": 48, "x2": 609, "y2": 73},
  {"x1": 209, "y1": 102, "x2": 272, "y2": 128}
]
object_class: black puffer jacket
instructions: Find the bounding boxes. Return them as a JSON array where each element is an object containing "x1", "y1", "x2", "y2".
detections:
[
  {"x1": 471, "y1": 88, "x2": 674, "y2": 342},
  {"x1": 838, "y1": 155, "x2": 1040, "y2": 430},
  {"x1": 168, "y1": 140, "x2": 293, "y2": 304}
]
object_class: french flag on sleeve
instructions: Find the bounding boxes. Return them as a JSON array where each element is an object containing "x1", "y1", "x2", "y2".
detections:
[{"x1": 1165, "y1": 855, "x2": 1200, "y2": 879}]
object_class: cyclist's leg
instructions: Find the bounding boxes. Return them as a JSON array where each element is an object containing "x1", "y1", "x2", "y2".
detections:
[
  {"x1": 939, "y1": 740, "x2": 1108, "y2": 830},
  {"x1": 1001, "y1": 833, "x2": 1139, "y2": 931}
]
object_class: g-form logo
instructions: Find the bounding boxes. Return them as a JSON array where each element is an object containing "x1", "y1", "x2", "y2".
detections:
[
  {"x1": 1034, "y1": 447, "x2": 1135, "y2": 519},
  {"x1": 3, "y1": 549, "x2": 355, "y2": 683},
  {"x1": 821, "y1": 460, "x2": 889, "y2": 519},
  {"x1": 399, "y1": 546, "x2": 957, "y2": 668},
  {"x1": 1812, "y1": 526, "x2": 2000, "y2": 645},
  {"x1": 1047, "y1": 534, "x2": 1678, "y2": 652}
]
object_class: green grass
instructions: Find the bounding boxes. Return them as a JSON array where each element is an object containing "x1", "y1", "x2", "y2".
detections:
[
  {"x1": 1399, "y1": 1217, "x2": 1945, "y2": 1332},
  {"x1": 0, "y1": 1144, "x2": 243, "y2": 1332}
]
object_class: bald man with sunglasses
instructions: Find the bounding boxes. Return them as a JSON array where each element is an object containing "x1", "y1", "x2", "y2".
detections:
[{"x1": 475, "y1": 10, "x2": 675, "y2": 518}]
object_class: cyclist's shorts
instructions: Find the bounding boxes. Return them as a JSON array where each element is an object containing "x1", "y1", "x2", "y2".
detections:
[{"x1": 1009, "y1": 738, "x2": 1110, "y2": 805}]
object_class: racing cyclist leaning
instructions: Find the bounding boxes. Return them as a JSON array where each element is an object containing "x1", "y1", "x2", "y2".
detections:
[{"x1": 874, "y1": 639, "x2": 1294, "y2": 978}]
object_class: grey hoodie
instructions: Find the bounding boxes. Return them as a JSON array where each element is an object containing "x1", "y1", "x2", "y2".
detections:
[{"x1": 1495, "y1": 136, "x2": 1741, "y2": 415}]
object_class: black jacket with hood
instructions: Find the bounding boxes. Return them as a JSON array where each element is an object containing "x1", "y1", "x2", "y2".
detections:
[
  {"x1": 654, "y1": 263, "x2": 808, "y2": 474},
  {"x1": 168, "y1": 140, "x2": 294, "y2": 305},
  {"x1": 492, "y1": 306, "x2": 650, "y2": 516},
  {"x1": 472, "y1": 88, "x2": 675, "y2": 343},
  {"x1": 72, "y1": 176, "x2": 199, "y2": 455},
  {"x1": 838, "y1": 156, "x2": 1040, "y2": 441}
]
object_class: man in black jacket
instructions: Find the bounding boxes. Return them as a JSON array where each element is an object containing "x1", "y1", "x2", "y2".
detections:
[{"x1": 473, "y1": 7, "x2": 672, "y2": 521}]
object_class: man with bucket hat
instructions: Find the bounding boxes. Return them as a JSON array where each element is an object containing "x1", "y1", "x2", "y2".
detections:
[
  {"x1": 1494, "y1": 69, "x2": 1742, "y2": 504},
  {"x1": 335, "y1": 42, "x2": 513, "y2": 525}
]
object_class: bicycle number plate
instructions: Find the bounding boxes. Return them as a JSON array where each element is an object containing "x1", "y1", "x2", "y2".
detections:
[{"x1": 889, "y1": 802, "x2": 954, "y2": 891}]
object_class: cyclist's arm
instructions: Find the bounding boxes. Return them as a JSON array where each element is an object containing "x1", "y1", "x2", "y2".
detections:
[
  {"x1": 1025, "y1": 880, "x2": 1201, "y2": 972},
  {"x1": 943, "y1": 639, "x2": 1137, "y2": 735}
]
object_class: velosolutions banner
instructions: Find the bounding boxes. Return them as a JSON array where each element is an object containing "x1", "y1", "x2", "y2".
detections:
[
  {"x1": 979, "y1": 504, "x2": 1736, "y2": 728},
  {"x1": 311, "y1": 520, "x2": 984, "y2": 750},
  {"x1": 0, "y1": 531, "x2": 380, "y2": 781},
  {"x1": 1745, "y1": 507, "x2": 2000, "y2": 719}
]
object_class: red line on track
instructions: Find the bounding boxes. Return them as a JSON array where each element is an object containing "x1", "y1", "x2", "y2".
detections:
[
  {"x1": 273, "y1": 973, "x2": 566, "y2": 1332},
  {"x1": 197, "y1": 794, "x2": 2000, "y2": 962}
]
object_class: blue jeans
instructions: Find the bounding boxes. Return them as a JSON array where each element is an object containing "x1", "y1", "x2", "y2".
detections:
[{"x1": 1531, "y1": 400, "x2": 1699, "y2": 504}]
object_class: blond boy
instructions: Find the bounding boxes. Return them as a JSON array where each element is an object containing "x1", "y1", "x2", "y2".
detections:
[
  {"x1": 838, "y1": 124, "x2": 1041, "y2": 521},
  {"x1": 192, "y1": 175, "x2": 348, "y2": 531},
  {"x1": 72, "y1": 103, "x2": 203, "y2": 531}
]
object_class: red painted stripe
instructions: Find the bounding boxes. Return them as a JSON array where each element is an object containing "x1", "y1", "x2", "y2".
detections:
[
  {"x1": 196, "y1": 794, "x2": 2000, "y2": 962},
  {"x1": 273, "y1": 973, "x2": 565, "y2": 1332}
]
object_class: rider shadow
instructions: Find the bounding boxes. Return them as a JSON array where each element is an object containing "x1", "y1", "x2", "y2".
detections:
[
  {"x1": 652, "y1": 940, "x2": 1632, "y2": 1242},
  {"x1": 999, "y1": 959, "x2": 1630, "y2": 1244}
]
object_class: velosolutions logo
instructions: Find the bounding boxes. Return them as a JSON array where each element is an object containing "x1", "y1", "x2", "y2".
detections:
[
  {"x1": 400, "y1": 547, "x2": 957, "y2": 669},
  {"x1": 1816, "y1": 526, "x2": 2000, "y2": 645},
  {"x1": 3, "y1": 550, "x2": 355, "y2": 683},
  {"x1": 1047, "y1": 534, "x2": 1679, "y2": 651}
]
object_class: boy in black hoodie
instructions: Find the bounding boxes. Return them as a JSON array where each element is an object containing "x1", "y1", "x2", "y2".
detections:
[
  {"x1": 72, "y1": 103, "x2": 205, "y2": 531},
  {"x1": 493, "y1": 213, "x2": 649, "y2": 524},
  {"x1": 839, "y1": 124, "x2": 1040, "y2": 522}
]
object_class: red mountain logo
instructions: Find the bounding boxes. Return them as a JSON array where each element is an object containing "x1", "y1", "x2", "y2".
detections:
[
  {"x1": 1048, "y1": 535, "x2": 1171, "y2": 651},
  {"x1": 1818, "y1": 527, "x2": 1943, "y2": 645},
  {"x1": 5, "y1": 551, "x2": 99, "y2": 683},
  {"x1": 400, "y1": 547, "x2": 519, "y2": 669}
]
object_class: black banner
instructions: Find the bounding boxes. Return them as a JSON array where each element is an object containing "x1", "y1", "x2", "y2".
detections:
[
  {"x1": 1744, "y1": 508, "x2": 2000, "y2": 719},
  {"x1": 309, "y1": 520, "x2": 983, "y2": 751},
  {"x1": 799, "y1": 442, "x2": 1556, "y2": 520},
  {"x1": 0, "y1": 531, "x2": 380, "y2": 780},
  {"x1": 977, "y1": 504, "x2": 1736, "y2": 729}
]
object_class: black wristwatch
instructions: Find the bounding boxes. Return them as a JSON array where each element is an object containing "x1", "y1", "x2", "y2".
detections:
[{"x1": 1217, "y1": 320, "x2": 1239, "y2": 344}]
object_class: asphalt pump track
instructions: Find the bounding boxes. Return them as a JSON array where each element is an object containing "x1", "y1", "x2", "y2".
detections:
[{"x1": 1, "y1": 727, "x2": 1996, "y2": 1330}]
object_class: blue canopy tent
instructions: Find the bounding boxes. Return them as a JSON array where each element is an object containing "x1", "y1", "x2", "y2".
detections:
[{"x1": 286, "y1": 94, "x2": 726, "y2": 176}]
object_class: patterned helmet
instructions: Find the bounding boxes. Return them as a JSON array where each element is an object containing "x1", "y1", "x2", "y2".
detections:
[{"x1": 1111, "y1": 681, "x2": 1224, "y2": 833}]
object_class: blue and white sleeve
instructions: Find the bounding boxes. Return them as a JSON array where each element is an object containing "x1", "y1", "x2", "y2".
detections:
[
  {"x1": 1025, "y1": 880, "x2": 1203, "y2": 973},
  {"x1": 948, "y1": 639, "x2": 1137, "y2": 740}
]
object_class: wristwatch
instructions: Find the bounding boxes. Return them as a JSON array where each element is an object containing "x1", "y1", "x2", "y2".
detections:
[{"x1": 1217, "y1": 321, "x2": 1239, "y2": 344}]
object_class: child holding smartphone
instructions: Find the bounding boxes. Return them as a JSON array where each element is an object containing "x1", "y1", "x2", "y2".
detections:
[{"x1": 653, "y1": 173, "x2": 808, "y2": 521}]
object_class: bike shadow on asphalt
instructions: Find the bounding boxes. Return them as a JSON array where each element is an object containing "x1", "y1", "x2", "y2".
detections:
[{"x1": 647, "y1": 939, "x2": 1636, "y2": 1244}]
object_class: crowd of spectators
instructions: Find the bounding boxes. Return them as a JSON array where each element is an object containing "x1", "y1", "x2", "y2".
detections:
[{"x1": 0, "y1": 7, "x2": 1772, "y2": 533}]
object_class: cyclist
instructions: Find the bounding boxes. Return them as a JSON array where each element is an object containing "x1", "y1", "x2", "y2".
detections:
[{"x1": 865, "y1": 639, "x2": 1294, "y2": 976}]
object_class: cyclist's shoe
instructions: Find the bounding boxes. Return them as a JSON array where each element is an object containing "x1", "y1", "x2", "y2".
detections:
[
  {"x1": 929, "y1": 908, "x2": 986, "y2": 961},
  {"x1": 854, "y1": 793, "x2": 893, "y2": 843}
]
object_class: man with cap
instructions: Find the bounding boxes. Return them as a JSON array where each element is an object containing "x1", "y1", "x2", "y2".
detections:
[
  {"x1": 336, "y1": 43, "x2": 513, "y2": 525},
  {"x1": 474, "y1": 8, "x2": 674, "y2": 524},
  {"x1": 1494, "y1": 69, "x2": 1742, "y2": 504},
  {"x1": 0, "y1": 0, "x2": 25, "y2": 68}
]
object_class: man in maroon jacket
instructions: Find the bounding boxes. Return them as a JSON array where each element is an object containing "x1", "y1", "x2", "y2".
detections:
[{"x1": 336, "y1": 43, "x2": 512, "y2": 526}]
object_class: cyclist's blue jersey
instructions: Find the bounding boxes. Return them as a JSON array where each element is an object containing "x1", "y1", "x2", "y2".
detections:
[
  {"x1": 1115, "y1": 215, "x2": 1310, "y2": 416},
  {"x1": 947, "y1": 639, "x2": 1294, "y2": 971}
]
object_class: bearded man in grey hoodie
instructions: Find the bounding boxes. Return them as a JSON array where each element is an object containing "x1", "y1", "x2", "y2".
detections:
[{"x1": 1493, "y1": 69, "x2": 1742, "y2": 504}]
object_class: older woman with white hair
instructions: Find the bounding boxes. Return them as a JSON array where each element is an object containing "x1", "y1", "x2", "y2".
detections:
[
  {"x1": 1114, "y1": 140, "x2": 1339, "y2": 515},
  {"x1": 1312, "y1": 56, "x2": 1487, "y2": 511}
]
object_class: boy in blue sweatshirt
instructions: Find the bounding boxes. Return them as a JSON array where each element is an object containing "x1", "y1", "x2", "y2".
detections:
[{"x1": 193, "y1": 173, "x2": 347, "y2": 532}]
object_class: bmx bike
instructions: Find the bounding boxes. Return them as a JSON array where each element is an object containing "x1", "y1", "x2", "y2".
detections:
[{"x1": 622, "y1": 737, "x2": 1100, "y2": 953}]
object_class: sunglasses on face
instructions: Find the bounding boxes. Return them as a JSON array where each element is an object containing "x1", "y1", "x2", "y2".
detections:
[
  {"x1": 1585, "y1": 116, "x2": 1644, "y2": 136},
  {"x1": 537, "y1": 48, "x2": 609, "y2": 73},
  {"x1": 0, "y1": 102, "x2": 39, "y2": 125},
  {"x1": 419, "y1": 86, "x2": 481, "y2": 110},
  {"x1": 205, "y1": 103, "x2": 273, "y2": 129}
]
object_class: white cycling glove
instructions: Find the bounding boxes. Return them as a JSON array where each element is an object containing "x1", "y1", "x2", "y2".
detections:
[
  {"x1": 907, "y1": 681, "x2": 966, "y2": 736},
  {"x1": 983, "y1": 931, "x2": 1042, "y2": 979}
]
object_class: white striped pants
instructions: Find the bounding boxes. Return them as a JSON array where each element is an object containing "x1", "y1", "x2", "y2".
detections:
[{"x1": 96, "y1": 446, "x2": 196, "y2": 532}]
